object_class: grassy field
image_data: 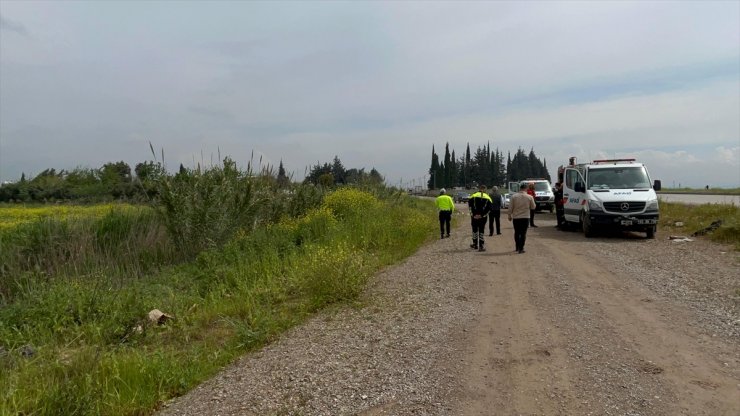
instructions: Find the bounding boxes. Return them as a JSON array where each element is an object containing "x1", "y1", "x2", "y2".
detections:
[
  {"x1": 0, "y1": 203, "x2": 143, "y2": 229},
  {"x1": 659, "y1": 201, "x2": 740, "y2": 250},
  {"x1": 658, "y1": 187, "x2": 740, "y2": 195},
  {"x1": 0, "y1": 187, "x2": 438, "y2": 416}
]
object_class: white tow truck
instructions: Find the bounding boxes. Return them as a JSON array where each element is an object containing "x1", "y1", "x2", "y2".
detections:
[{"x1": 559, "y1": 157, "x2": 662, "y2": 238}]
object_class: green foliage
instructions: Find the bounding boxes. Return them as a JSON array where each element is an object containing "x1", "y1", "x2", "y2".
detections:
[
  {"x1": 428, "y1": 142, "x2": 540, "y2": 190},
  {"x1": 304, "y1": 156, "x2": 384, "y2": 187},
  {"x1": 659, "y1": 201, "x2": 740, "y2": 250},
  {"x1": 0, "y1": 206, "x2": 172, "y2": 303},
  {"x1": 318, "y1": 172, "x2": 335, "y2": 187},
  {"x1": 0, "y1": 185, "x2": 436, "y2": 415},
  {"x1": 323, "y1": 188, "x2": 381, "y2": 219},
  {"x1": 134, "y1": 161, "x2": 167, "y2": 200},
  {"x1": 154, "y1": 157, "x2": 269, "y2": 256},
  {"x1": 659, "y1": 188, "x2": 740, "y2": 195}
]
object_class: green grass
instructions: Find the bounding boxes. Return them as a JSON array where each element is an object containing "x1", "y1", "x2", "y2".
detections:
[
  {"x1": 0, "y1": 187, "x2": 437, "y2": 416},
  {"x1": 0, "y1": 206, "x2": 175, "y2": 303},
  {"x1": 659, "y1": 201, "x2": 740, "y2": 250},
  {"x1": 659, "y1": 187, "x2": 740, "y2": 195}
]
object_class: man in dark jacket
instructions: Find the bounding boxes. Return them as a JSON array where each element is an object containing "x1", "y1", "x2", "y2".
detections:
[
  {"x1": 488, "y1": 186, "x2": 503, "y2": 236},
  {"x1": 468, "y1": 184, "x2": 492, "y2": 252},
  {"x1": 554, "y1": 182, "x2": 565, "y2": 229}
]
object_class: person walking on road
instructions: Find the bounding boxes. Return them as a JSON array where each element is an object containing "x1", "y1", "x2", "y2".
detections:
[
  {"x1": 468, "y1": 184, "x2": 492, "y2": 251},
  {"x1": 488, "y1": 186, "x2": 503, "y2": 236},
  {"x1": 508, "y1": 183, "x2": 536, "y2": 254},
  {"x1": 526, "y1": 182, "x2": 538, "y2": 227},
  {"x1": 435, "y1": 188, "x2": 455, "y2": 239}
]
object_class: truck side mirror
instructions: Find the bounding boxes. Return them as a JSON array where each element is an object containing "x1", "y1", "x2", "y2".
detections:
[
  {"x1": 574, "y1": 182, "x2": 585, "y2": 192},
  {"x1": 653, "y1": 180, "x2": 661, "y2": 191}
]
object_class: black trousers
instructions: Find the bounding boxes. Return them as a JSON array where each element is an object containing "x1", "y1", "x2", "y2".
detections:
[
  {"x1": 529, "y1": 209, "x2": 536, "y2": 226},
  {"x1": 513, "y1": 218, "x2": 530, "y2": 251},
  {"x1": 555, "y1": 204, "x2": 565, "y2": 227},
  {"x1": 488, "y1": 210, "x2": 501, "y2": 234},
  {"x1": 438, "y1": 211, "x2": 452, "y2": 236},
  {"x1": 470, "y1": 216, "x2": 488, "y2": 247}
]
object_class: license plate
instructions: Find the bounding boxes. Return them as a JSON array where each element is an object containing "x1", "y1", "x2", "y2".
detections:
[
  {"x1": 637, "y1": 219, "x2": 657, "y2": 225},
  {"x1": 621, "y1": 220, "x2": 633, "y2": 226}
]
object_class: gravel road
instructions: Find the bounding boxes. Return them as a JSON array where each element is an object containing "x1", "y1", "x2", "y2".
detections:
[{"x1": 159, "y1": 206, "x2": 739, "y2": 416}]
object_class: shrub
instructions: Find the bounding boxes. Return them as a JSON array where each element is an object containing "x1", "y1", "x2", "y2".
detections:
[
  {"x1": 155, "y1": 158, "x2": 269, "y2": 256},
  {"x1": 322, "y1": 188, "x2": 381, "y2": 219}
]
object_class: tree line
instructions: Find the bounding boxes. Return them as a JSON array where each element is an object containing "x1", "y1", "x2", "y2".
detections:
[
  {"x1": 428, "y1": 143, "x2": 550, "y2": 189},
  {"x1": 0, "y1": 155, "x2": 382, "y2": 203},
  {"x1": 303, "y1": 156, "x2": 384, "y2": 188}
]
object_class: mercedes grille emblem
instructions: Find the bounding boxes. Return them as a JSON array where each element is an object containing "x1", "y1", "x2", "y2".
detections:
[{"x1": 620, "y1": 202, "x2": 629, "y2": 211}]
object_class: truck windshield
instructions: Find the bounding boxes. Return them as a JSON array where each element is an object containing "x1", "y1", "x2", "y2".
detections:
[
  {"x1": 533, "y1": 182, "x2": 551, "y2": 192},
  {"x1": 588, "y1": 167, "x2": 650, "y2": 190}
]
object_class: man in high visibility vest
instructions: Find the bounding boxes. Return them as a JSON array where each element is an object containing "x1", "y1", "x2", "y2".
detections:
[
  {"x1": 435, "y1": 188, "x2": 455, "y2": 239},
  {"x1": 468, "y1": 184, "x2": 492, "y2": 251}
]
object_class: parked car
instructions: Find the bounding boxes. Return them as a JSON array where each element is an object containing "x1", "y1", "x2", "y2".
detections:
[
  {"x1": 454, "y1": 192, "x2": 471, "y2": 203},
  {"x1": 503, "y1": 193, "x2": 511, "y2": 209}
]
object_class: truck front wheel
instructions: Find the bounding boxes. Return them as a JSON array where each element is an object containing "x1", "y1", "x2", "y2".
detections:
[
  {"x1": 582, "y1": 212, "x2": 595, "y2": 238},
  {"x1": 646, "y1": 226, "x2": 656, "y2": 239}
]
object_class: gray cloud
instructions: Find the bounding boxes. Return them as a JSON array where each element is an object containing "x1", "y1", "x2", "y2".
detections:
[
  {"x1": 0, "y1": 1, "x2": 738, "y2": 188},
  {"x1": 0, "y1": 15, "x2": 30, "y2": 37}
]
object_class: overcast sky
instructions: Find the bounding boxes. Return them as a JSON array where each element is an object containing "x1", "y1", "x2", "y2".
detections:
[{"x1": 1, "y1": 0, "x2": 738, "y2": 188}]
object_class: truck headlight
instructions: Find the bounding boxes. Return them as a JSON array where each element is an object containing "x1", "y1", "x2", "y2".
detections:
[
  {"x1": 588, "y1": 199, "x2": 603, "y2": 211},
  {"x1": 646, "y1": 198, "x2": 659, "y2": 211}
]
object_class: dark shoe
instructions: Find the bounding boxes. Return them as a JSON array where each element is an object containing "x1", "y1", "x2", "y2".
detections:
[
  {"x1": 531, "y1": 225, "x2": 538, "y2": 228},
  {"x1": 518, "y1": 250, "x2": 525, "y2": 254},
  {"x1": 478, "y1": 247, "x2": 486, "y2": 252},
  {"x1": 446, "y1": 234, "x2": 450, "y2": 238},
  {"x1": 441, "y1": 235, "x2": 444, "y2": 239},
  {"x1": 489, "y1": 233, "x2": 493, "y2": 236},
  {"x1": 470, "y1": 244, "x2": 478, "y2": 249},
  {"x1": 497, "y1": 233, "x2": 502, "y2": 235}
]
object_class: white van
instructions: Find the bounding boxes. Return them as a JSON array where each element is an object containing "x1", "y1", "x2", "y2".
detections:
[
  {"x1": 526, "y1": 179, "x2": 555, "y2": 212},
  {"x1": 509, "y1": 179, "x2": 555, "y2": 212},
  {"x1": 561, "y1": 158, "x2": 661, "y2": 238}
]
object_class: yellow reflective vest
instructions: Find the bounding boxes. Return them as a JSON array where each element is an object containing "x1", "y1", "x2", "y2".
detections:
[{"x1": 436, "y1": 194, "x2": 455, "y2": 211}]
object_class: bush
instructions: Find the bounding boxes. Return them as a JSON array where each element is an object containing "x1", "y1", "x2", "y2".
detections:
[{"x1": 155, "y1": 158, "x2": 269, "y2": 256}]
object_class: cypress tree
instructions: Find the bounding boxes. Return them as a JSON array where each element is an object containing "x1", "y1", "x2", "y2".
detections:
[
  {"x1": 428, "y1": 145, "x2": 439, "y2": 189},
  {"x1": 464, "y1": 143, "x2": 471, "y2": 188},
  {"x1": 443, "y1": 143, "x2": 452, "y2": 189},
  {"x1": 450, "y1": 150, "x2": 457, "y2": 187}
]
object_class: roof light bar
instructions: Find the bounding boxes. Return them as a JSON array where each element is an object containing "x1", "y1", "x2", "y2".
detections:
[{"x1": 592, "y1": 158, "x2": 636, "y2": 164}]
